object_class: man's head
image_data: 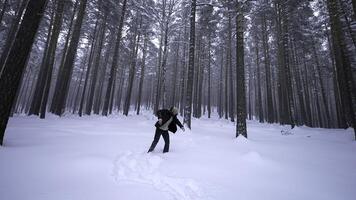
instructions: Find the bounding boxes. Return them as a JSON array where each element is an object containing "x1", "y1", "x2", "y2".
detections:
[{"x1": 170, "y1": 107, "x2": 178, "y2": 115}]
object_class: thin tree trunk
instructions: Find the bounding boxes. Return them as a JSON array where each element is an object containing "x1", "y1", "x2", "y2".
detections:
[
  {"x1": 207, "y1": 35, "x2": 211, "y2": 118},
  {"x1": 51, "y1": 0, "x2": 87, "y2": 116},
  {"x1": 137, "y1": 34, "x2": 148, "y2": 115},
  {"x1": 29, "y1": 3, "x2": 55, "y2": 116},
  {"x1": 255, "y1": 34, "x2": 264, "y2": 123},
  {"x1": 40, "y1": 0, "x2": 66, "y2": 119},
  {"x1": 262, "y1": 11, "x2": 274, "y2": 123},
  {"x1": 50, "y1": 0, "x2": 78, "y2": 113},
  {"x1": 86, "y1": 12, "x2": 107, "y2": 115},
  {"x1": 228, "y1": 13, "x2": 234, "y2": 122},
  {"x1": 102, "y1": 0, "x2": 127, "y2": 116},
  {"x1": 78, "y1": 18, "x2": 99, "y2": 116},
  {"x1": 218, "y1": 47, "x2": 224, "y2": 118},
  {"x1": 183, "y1": 0, "x2": 196, "y2": 129},
  {"x1": 123, "y1": 16, "x2": 141, "y2": 116},
  {"x1": 312, "y1": 42, "x2": 331, "y2": 127},
  {"x1": 72, "y1": 57, "x2": 86, "y2": 114}
]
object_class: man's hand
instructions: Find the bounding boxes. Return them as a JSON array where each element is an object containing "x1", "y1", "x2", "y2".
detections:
[
  {"x1": 181, "y1": 126, "x2": 185, "y2": 132},
  {"x1": 158, "y1": 118, "x2": 163, "y2": 125}
]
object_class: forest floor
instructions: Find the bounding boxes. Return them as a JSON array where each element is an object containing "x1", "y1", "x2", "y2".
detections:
[{"x1": 1, "y1": 111, "x2": 356, "y2": 200}]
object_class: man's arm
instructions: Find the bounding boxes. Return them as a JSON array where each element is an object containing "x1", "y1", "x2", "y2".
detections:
[
  {"x1": 156, "y1": 110, "x2": 162, "y2": 118},
  {"x1": 174, "y1": 116, "x2": 184, "y2": 129}
]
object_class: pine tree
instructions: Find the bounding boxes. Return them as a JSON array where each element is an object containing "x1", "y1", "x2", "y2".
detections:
[
  {"x1": 236, "y1": 1, "x2": 247, "y2": 138},
  {"x1": 0, "y1": 0, "x2": 47, "y2": 145},
  {"x1": 184, "y1": 0, "x2": 196, "y2": 129},
  {"x1": 102, "y1": 0, "x2": 127, "y2": 116}
]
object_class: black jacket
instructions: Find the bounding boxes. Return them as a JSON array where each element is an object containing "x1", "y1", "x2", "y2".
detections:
[{"x1": 154, "y1": 109, "x2": 183, "y2": 133}]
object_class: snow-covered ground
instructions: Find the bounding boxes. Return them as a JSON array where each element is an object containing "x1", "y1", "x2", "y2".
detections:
[{"x1": 1, "y1": 112, "x2": 356, "y2": 200}]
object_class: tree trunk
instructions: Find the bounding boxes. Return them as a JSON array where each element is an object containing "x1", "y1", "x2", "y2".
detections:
[
  {"x1": 102, "y1": 0, "x2": 127, "y2": 116},
  {"x1": 236, "y1": 2, "x2": 247, "y2": 138},
  {"x1": 29, "y1": 4, "x2": 55, "y2": 116},
  {"x1": 218, "y1": 47, "x2": 224, "y2": 118},
  {"x1": 39, "y1": 0, "x2": 66, "y2": 119},
  {"x1": 207, "y1": 35, "x2": 211, "y2": 118},
  {"x1": 123, "y1": 16, "x2": 141, "y2": 116},
  {"x1": 154, "y1": 0, "x2": 167, "y2": 114},
  {"x1": 86, "y1": 12, "x2": 107, "y2": 115},
  {"x1": 0, "y1": 0, "x2": 47, "y2": 145},
  {"x1": 312, "y1": 42, "x2": 331, "y2": 127},
  {"x1": 78, "y1": 18, "x2": 99, "y2": 116},
  {"x1": 171, "y1": 34, "x2": 180, "y2": 107},
  {"x1": 137, "y1": 34, "x2": 148, "y2": 115},
  {"x1": 0, "y1": 0, "x2": 27, "y2": 76},
  {"x1": 183, "y1": 0, "x2": 196, "y2": 129},
  {"x1": 50, "y1": 0, "x2": 78, "y2": 113},
  {"x1": 255, "y1": 33, "x2": 264, "y2": 123},
  {"x1": 327, "y1": 0, "x2": 356, "y2": 139},
  {"x1": 51, "y1": 0, "x2": 88, "y2": 116},
  {"x1": 72, "y1": 57, "x2": 86, "y2": 114},
  {"x1": 262, "y1": 11, "x2": 274, "y2": 123},
  {"x1": 0, "y1": 0, "x2": 9, "y2": 29}
]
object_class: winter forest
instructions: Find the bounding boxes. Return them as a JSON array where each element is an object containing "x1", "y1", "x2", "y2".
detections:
[{"x1": 0, "y1": 0, "x2": 356, "y2": 199}]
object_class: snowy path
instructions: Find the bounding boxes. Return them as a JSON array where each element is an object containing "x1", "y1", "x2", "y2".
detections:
[
  {"x1": 1, "y1": 112, "x2": 356, "y2": 200},
  {"x1": 113, "y1": 151, "x2": 205, "y2": 200}
]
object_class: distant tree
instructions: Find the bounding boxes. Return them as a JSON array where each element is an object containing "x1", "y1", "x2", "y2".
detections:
[
  {"x1": 51, "y1": 0, "x2": 88, "y2": 116},
  {"x1": 102, "y1": 0, "x2": 127, "y2": 116}
]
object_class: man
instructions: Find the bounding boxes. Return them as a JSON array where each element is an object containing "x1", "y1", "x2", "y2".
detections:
[{"x1": 147, "y1": 107, "x2": 185, "y2": 153}]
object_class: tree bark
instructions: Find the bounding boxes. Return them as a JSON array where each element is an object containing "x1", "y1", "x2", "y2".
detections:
[
  {"x1": 137, "y1": 34, "x2": 148, "y2": 115},
  {"x1": 0, "y1": 0, "x2": 27, "y2": 76},
  {"x1": 39, "y1": 0, "x2": 66, "y2": 119},
  {"x1": 0, "y1": 0, "x2": 47, "y2": 145},
  {"x1": 123, "y1": 16, "x2": 141, "y2": 116},
  {"x1": 236, "y1": 2, "x2": 247, "y2": 138},
  {"x1": 102, "y1": 0, "x2": 127, "y2": 116},
  {"x1": 86, "y1": 12, "x2": 107, "y2": 115},
  {"x1": 327, "y1": 0, "x2": 356, "y2": 139},
  {"x1": 184, "y1": 0, "x2": 196, "y2": 129},
  {"x1": 51, "y1": 0, "x2": 88, "y2": 116}
]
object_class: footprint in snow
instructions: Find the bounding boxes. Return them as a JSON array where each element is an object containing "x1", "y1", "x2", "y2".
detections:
[{"x1": 112, "y1": 151, "x2": 206, "y2": 200}]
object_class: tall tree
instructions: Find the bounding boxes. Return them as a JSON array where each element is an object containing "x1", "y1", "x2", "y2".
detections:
[
  {"x1": 51, "y1": 0, "x2": 88, "y2": 116},
  {"x1": 0, "y1": 0, "x2": 47, "y2": 145},
  {"x1": 236, "y1": 1, "x2": 247, "y2": 138},
  {"x1": 102, "y1": 0, "x2": 127, "y2": 116},
  {"x1": 326, "y1": 0, "x2": 356, "y2": 139},
  {"x1": 184, "y1": 0, "x2": 196, "y2": 129}
]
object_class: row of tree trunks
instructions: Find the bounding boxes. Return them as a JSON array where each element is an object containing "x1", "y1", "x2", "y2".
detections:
[
  {"x1": 123, "y1": 15, "x2": 142, "y2": 116},
  {"x1": 29, "y1": 0, "x2": 65, "y2": 119},
  {"x1": 327, "y1": 0, "x2": 356, "y2": 139},
  {"x1": 261, "y1": 8, "x2": 274, "y2": 123},
  {"x1": 86, "y1": 5, "x2": 108, "y2": 115},
  {"x1": 51, "y1": 0, "x2": 87, "y2": 116},
  {"x1": 136, "y1": 34, "x2": 148, "y2": 115},
  {"x1": 102, "y1": 0, "x2": 127, "y2": 116}
]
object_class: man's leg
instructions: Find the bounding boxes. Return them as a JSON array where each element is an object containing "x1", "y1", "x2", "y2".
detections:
[
  {"x1": 148, "y1": 129, "x2": 161, "y2": 153},
  {"x1": 162, "y1": 131, "x2": 170, "y2": 153}
]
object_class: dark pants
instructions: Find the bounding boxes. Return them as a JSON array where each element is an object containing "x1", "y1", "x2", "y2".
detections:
[{"x1": 148, "y1": 128, "x2": 170, "y2": 153}]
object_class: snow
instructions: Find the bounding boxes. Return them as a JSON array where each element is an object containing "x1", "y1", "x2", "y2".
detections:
[{"x1": 1, "y1": 112, "x2": 356, "y2": 200}]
